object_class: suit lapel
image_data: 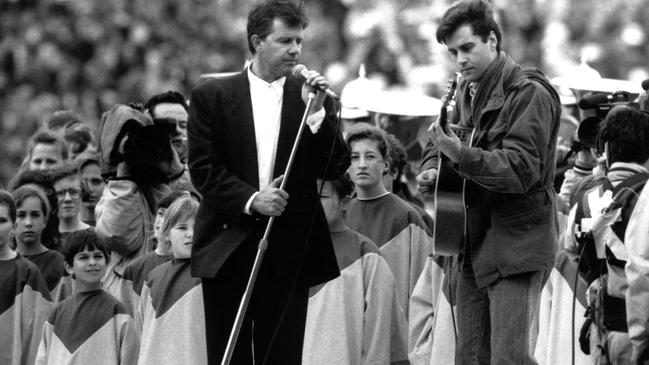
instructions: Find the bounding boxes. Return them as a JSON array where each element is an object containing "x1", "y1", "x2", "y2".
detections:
[
  {"x1": 274, "y1": 76, "x2": 303, "y2": 177},
  {"x1": 228, "y1": 72, "x2": 260, "y2": 188}
]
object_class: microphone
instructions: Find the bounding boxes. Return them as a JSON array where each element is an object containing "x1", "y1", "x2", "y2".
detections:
[
  {"x1": 292, "y1": 64, "x2": 340, "y2": 100},
  {"x1": 578, "y1": 91, "x2": 630, "y2": 109},
  {"x1": 642, "y1": 79, "x2": 649, "y2": 91}
]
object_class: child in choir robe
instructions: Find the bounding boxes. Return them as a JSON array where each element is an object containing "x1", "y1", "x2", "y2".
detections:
[
  {"x1": 12, "y1": 184, "x2": 71, "y2": 302},
  {"x1": 302, "y1": 175, "x2": 408, "y2": 365},
  {"x1": 0, "y1": 190, "x2": 53, "y2": 365},
  {"x1": 120, "y1": 190, "x2": 189, "y2": 315},
  {"x1": 343, "y1": 125, "x2": 433, "y2": 359},
  {"x1": 36, "y1": 229, "x2": 139, "y2": 365},
  {"x1": 136, "y1": 196, "x2": 207, "y2": 365}
]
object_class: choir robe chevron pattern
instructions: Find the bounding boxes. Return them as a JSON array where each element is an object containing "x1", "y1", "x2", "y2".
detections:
[
  {"x1": 302, "y1": 228, "x2": 408, "y2": 365},
  {"x1": 0, "y1": 255, "x2": 52, "y2": 365},
  {"x1": 23, "y1": 250, "x2": 72, "y2": 303},
  {"x1": 136, "y1": 259, "x2": 207, "y2": 365},
  {"x1": 120, "y1": 251, "x2": 172, "y2": 315},
  {"x1": 35, "y1": 290, "x2": 138, "y2": 365}
]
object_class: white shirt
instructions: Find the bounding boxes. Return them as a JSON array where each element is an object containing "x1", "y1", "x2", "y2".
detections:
[{"x1": 244, "y1": 66, "x2": 325, "y2": 214}]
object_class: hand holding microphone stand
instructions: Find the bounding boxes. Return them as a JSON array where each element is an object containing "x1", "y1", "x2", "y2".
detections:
[{"x1": 221, "y1": 85, "x2": 322, "y2": 365}]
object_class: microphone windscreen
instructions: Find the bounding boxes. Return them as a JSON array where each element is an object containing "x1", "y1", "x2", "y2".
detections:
[
  {"x1": 292, "y1": 64, "x2": 308, "y2": 79},
  {"x1": 642, "y1": 79, "x2": 649, "y2": 91}
]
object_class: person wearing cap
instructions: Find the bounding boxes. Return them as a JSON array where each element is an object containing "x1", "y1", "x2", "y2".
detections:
[
  {"x1": 417, "y1": 1, "x2": 561, "y2": 363},
  {"x1": 187, "y1": 1, "x2": 349, "y2": 364}
]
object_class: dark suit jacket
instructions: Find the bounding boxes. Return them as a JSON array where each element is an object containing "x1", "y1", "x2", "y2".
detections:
[{"x1": 187, "y1": 71, "x2": 349, "y2": 287}]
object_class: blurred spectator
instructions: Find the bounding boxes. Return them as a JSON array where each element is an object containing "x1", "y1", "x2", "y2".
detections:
[
  {"x1": 63, "y1": 121, "x2": 95, "y2": 161},
  {"x1": 49, "y1": 163, "x2": 91, "y2": 238},
  {"x1": 46, "y1": 110, "x2": 83, "y2": 134},
  {"x1": 74, "y1": 150, "x2": 105, "y2": 226},
  {"x1": 24, "y1": 129, "x2": 68, "y2": 172},
  {"x1": 144, "y1": 90, "x2": 189, "y2": 164}
]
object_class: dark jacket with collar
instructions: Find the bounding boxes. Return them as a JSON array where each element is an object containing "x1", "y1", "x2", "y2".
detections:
[
  {"x1": 187, "y1": 71, "x2": 349, "y2": 286},
  {"x1": 421, "y1": 53, "x2": 561, "y2": 288}
]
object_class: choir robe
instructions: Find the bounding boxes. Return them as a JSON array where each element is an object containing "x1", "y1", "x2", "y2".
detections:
[
  {"x1": 302, "y1": 228, "x2": 409, "y2": 365},
  {"x1": 408, "y1": 255, "x2": 457, "y2": 365},
  {"x1": 23, "y1": 250, "x2": 72, "y2": 303},
  {"x1": 345, "y1": 193, "x2": 434, "y2": 316},
  {"x1": 35, "y1": 290, "x2": 138, "y2": 365},
  {"x1": 137, "y1": 259, "x2": 207, "y2": 365},
  {"x1": 119, "y1": 251, "x2": 172, "y2": 316},
  {"x1": 0, "y1": 255, "x2": 53, "y2": 365}
]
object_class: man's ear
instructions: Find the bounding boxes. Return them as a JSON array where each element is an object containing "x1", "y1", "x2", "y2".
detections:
[
  {"x1": 488, "y1": 31, "x2": 498, "y2": 52},
  {"x1": 251, "y1": 34, "x2": 262, "y2": 52}
]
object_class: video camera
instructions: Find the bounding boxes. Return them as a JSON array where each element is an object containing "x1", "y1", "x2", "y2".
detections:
[{"x1": 576, "y1": 91, "x2": 634, "y2": 149}]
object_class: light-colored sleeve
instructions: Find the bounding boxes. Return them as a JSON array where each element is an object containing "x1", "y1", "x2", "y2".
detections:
[
  {"x1": 306, "y1": 108, "x2": 325, "y2": 134},
  {"x1": 625, "y1": 184, "x2": 649, "y2": 362},
  {"x1": 558, "y1": 166, "x2": 593, "y2": 207},
  {"x1": 34, "y1": 322, "x2": 53, "y2": 365},
  {"x1": 363, "y1": 253, "x2": 408, "y2": 365},
  {"x1": 95, "y1": 180, "x2": 147, "y2": 257},
  {"x1": 118, "y1": 314, "x2": 140, "y2": 365}
]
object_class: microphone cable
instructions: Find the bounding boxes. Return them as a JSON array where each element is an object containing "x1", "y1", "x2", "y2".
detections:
[{"x1": 261, "y1": 97, "x2": 344, "y2": 365}]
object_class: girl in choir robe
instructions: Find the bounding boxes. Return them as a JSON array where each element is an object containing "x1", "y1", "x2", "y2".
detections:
[
  {"x1": 119, "y1": 191, "x2": 187, "y2": 315},
  {"x1": 12, "y1": 184, "x2": 71, "y2": 302},
  {"x1": 0, "y1": 190, "x2": 53, "y2": 365},
  {"x1": 137, "y1": 196, "x2": 207, "y2": 365},
  {"x1": 302, "y1": 176, "x2": 408, "y2": 365},
  {"x1": 36, "y1": 229, "x2": 139, "y2": 365}
]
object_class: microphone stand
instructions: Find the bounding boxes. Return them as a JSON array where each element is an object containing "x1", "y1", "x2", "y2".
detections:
[{"x1": 221, "y1": 89, "x2": 319, "y2": 365}]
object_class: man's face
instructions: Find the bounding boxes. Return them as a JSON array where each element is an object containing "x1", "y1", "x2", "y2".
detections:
[
  {"x1": 30, "y1": 143, "x2": 64, "y2": 171},
  {"x1": 80, "y1": 163, "x2": 105, "y2": 208},
  {"x1": 348, "y1": 139, "x2": 387, "y2": 190},
  {"x1": 54, "y1": 175, "x2": 83, "y2": 220},
  {"x1": 254, "y1": 18, "x2": 303, "y2": 80},
  {"x1": 445, "y1": 24, "x2": 498, "y2": 83}
]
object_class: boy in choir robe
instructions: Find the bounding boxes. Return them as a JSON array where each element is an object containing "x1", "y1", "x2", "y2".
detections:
[
  {"x1": 0, "y1": 190, "x2": 53, "y2": 365},
  {"x1": 344, "y1": 125, "x2": 433, "y2": 319},
  {"x1": 119, "y1": 190, "x2": 188, "y2": 315},
  {"x1": 302, "y1": 176, "x2": 408, "y2": 365},
  {"x1": 12, "y1": 184, "x2": 71, "y2": 302},
  {"x1": 36, "y1": 229, "x2": 139, "y2": 365},
  {"x1": 137, "y1": 196, "x2": 207, "y2": 365}
]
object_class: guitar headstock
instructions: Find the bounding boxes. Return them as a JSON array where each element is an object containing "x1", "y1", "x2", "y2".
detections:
[{"x1": 438, "y1": 72, "x2": 461, "y2": 130}]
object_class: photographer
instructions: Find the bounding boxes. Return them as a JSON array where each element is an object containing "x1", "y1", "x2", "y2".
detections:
[
  {"x1": 566, "y1": 105, "x2": 649, "y2": 363},
  {"x1": 95, "y1": 103, "x2": 183, "y2": 306}
]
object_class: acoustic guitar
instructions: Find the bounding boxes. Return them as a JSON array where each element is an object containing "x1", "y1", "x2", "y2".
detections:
[{"x1": 432, "y1": 73, "x2": 472, "y2": 256}]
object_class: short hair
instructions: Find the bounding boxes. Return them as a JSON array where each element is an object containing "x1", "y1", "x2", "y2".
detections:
[
  {"x1": 64, "y1": 122, "x2": 94, "y2": 156},
  {"x1": 49, "y1": 163, "x2": 80, "y2": 186},
  {"x1": 0, "y1": 190, "x2": 16, "y2": 223},
  {"x1": 63, "y1": 229, "x2": 109, "y2": 266},
  {"x1": 157, "y1": 190, "x2": 191, "y2": 211},
  {"x1": 345, "y1": 123, "x2": 391, "y2": 160},
  {"x1": 12, "y1": 184, "x2": 51, "y2": 219},
  {"x1": 323, "y1": 174, "x2": 355, "y2": 200},
  {"x1": 436, "y1": 0, "x2": 502, "y2": 53},
  {"x1": 27, "y1": 129, "x2": 69, "y2": 162},
  {"x1": 144, "y1": 91, "x2": 189, "y2": 117},
  {"x1": 74, "y1": 150, "x2": 100, "y2": 171},
  {"x1": 384, "y1": 133, "x2": 407, "y2": 177},
  {"x1": 160, "y1": 196, "x2": 199, "y2": 245},
  {"x1": 597, "y1": 106, "x2": 649, "y2": 164},
  {"x1": 47, "y1": 110, "x2": 82, "y2": 131},
  {"x1": 247, "y1": 0, "x2": 307, "y2": 54}
]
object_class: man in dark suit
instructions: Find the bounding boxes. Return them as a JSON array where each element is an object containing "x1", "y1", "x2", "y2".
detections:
[{"x1": 187, "y1": 1, "x2": 349, "y2": 364}]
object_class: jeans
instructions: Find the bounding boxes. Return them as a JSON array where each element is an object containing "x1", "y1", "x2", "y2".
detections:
[{"x1": 455, "y1": 268, "x2": 549, "y2": 365}]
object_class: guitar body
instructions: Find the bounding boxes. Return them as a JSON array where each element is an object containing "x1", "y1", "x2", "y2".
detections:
[
  {"x1": 431, "y1": 73, "x2": 469, "y2": 256},
  {"x1": 433, "y1": 125, "x2": 472, "y2": 256}
]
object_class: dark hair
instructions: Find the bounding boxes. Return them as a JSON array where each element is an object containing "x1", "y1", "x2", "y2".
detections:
[
  {"x1": 597, "y1": 106, "x2": 649, "y2": 164},
  {"x1": 436, "y1": 0, "x2": 502, "y2": 53},
  {"x1": 74, "y1": 150, "x2": 101, "y2": 171},
  {"x1": 0, "y1": 190, "x2": 16, "y2": 223},
  {"x1": 49, "y1": 163, "x2": 79, "y2": 186},
  {"x1": 384, "y1": 133, "x2": 407, "y2": 177},
  {"x1": 63, "y1": 229, "x2": 109, "y2": 266},
  {"x1": 12, "y1": 184, "x2": 51, "y2": 219},
  {"x1": 247, "y1": 0, "x2": 307, "y2": 54},
  {"x1": 344, "y1": 123, "x2": 391, "y2": 160},
  {"x1": 326, "y1": 174, "x2": 354, "y2": 199},
  {"x1": 10, "y1": 170, "x2": 61, "y2": 250},
  {"x1": 27, "y1": 129, "x2": 69, "y2": 162},
  {"x1": 144, "y1": 91, "x2": 189, "y2": 117},
  {"x1": 63, "y1": 122, "x2": 94, "y2": 156},
  {"x1": 47, "y1": 110, "x2": 82, "y2": 131}
]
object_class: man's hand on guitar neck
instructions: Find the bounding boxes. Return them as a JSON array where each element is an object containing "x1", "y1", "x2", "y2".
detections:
[
  {"x1": 429, "y1": 118, "x2": 462, "y2": 163},
  {"x1": 416, "y1": 168, "x2": 437, "y2": 195}
]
